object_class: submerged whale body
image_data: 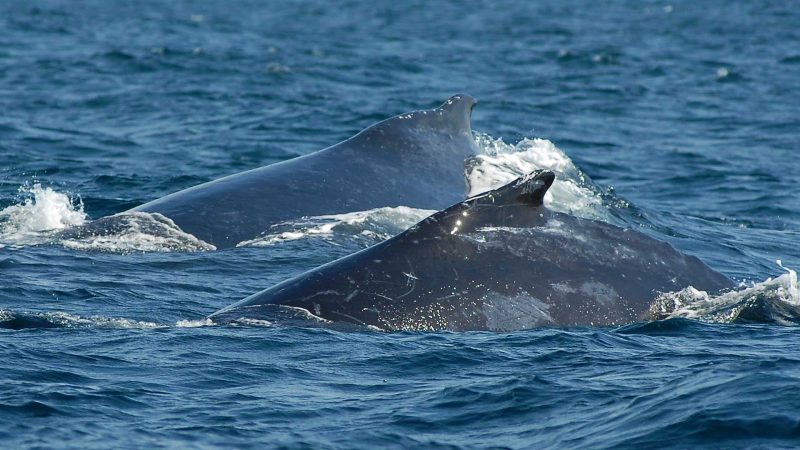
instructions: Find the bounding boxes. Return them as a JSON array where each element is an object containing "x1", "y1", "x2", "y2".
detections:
[
  {"x1": 129, "y1": 95, "x2": 480, "y2": 248},
  {"x1": 210, "y1": 171, "x2": 735, "y2": 331}
]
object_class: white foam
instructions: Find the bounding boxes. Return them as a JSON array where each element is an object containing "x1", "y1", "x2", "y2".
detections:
[
  {"x1": 0, "y1": 182, "x2": 216, "y2": 252},
  {"x1": 652, "y1": 261, "x2": 800, "y2": 324},
  {"x1": 60, "y1": 212, "x2": 216, "y2": 253},
  {"x1": 230, "y1": 318, "x2": 274, "y2": 327},
  {"x1": 237, "y1": 206, "x2": 434, "y2": 247},
  {"x1": 41, "y1": 311, "x2": 162, "y2": 329},
  {"x1": 471, "y1": 133, "x2": 622, "y2": 222},
  {"x1": 777, "y1": 259, "x2": 800, "y2": 302},
  {"x1": 175, "y1": 318, "x2": 214, "y2": 328},
  {"x1": 0, "y1": 310, "x2": 216, "y2": 329},
  {"x1": 0, "y1": 184, "x2": 87, "y2": 246}
]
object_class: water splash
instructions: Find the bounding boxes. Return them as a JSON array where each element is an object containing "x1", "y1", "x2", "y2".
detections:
[
  {"x1": 175, "y1": 318, "x2": 214, "y2": 328},
  {"x1": 777, "y1": 259, "x2": 800, "y2": 301},
  {"x1": 470, "y1": 133, "x2": 626, "y2": 223},
  {"x1": 0, "y1": 182, "x2": 215, "y2": 252},
  {"x1": 0, "y1": 184, "x2": 87, "y2": 246},
  {"x1": 228, "y1": 318, "x2": 274, "y2": 327},
  {"x1": 0, "y1": 312, "x2": 221, "y2": 330},
  {"x1": 651, "y1": 261, "x2": 800, "y2": 325}
]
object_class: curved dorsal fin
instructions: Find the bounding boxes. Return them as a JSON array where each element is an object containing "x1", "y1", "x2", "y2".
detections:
[
  {"x1": 348, "y1": 94, "x2": 478, "y2": 145},
  {"x1": 470, "y1": 170, "x2": 555, "y2": 207},
  {"x1": 432, "y1": 94, "x2": 477, "y2": 133},
  {"x1": 399, "y1": 170, "x2": 556, "y2": 238},
  {"x1": 388, "y1": 94, "x2": 476, "y2": 135}
]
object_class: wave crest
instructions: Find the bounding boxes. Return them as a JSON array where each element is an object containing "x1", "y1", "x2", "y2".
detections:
[{"x1": 650, "y1": 262, "x2": 800, "y2": 325}]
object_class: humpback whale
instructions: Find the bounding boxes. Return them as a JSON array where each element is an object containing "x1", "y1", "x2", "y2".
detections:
[
  {"x1": 128, "y1": 95, "x2": 480, "y2": 248},
  {"x1": 210, "y1": 171, "x2": 734, "y2": 331}
]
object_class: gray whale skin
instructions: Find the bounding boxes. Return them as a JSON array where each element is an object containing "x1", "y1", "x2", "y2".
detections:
[
  {"x1": 210, "y1": 170, "x2": 735, "y2": 331},
  {"x1": 131, "y1": 95, "x2": 480, "y2": 248}
]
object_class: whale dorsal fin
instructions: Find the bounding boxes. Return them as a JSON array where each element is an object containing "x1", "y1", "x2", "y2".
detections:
[
  {"x1": 399, "y1": 170, "x2": 556, "y2": 237},
  {"x1": 431, "y1": 94, "x2": 477, "y2": 133},
  {"x1": 388, "y1": 94, "x2": 476, "y2": 135},
  {"x1": 470, "y1": 170, "x2": 555, "y2": 207},
  {"x1": 347, "y1": 94, "x2": 477, "y2": 148}
]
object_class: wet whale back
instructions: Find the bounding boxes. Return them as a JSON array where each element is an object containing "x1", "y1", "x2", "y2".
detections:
[
  {"x1": 132, "y1": 95, "x2": 479, "y2": 248},
  {"x1": 211, "y1": 171, "x2": 735, "y2": 331}
]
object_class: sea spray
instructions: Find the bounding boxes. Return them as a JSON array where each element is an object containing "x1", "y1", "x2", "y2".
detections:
[{"x1": 0, "y1": 184, "x2": 87, "y2": 245}]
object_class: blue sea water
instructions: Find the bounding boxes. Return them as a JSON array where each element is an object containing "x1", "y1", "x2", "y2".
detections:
[{"x1": 1, "y1": 0, "x2": 799, "y2": 448}]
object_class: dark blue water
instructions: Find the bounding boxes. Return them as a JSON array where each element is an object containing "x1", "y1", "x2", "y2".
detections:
[{"x1": 1, "y1": 1, "x2": 799, "y2": 448}]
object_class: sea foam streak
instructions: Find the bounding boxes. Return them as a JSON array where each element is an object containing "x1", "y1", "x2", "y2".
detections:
[
  {"x1": 0, "y1": 309, "x2": 162, "y2": 330},
  {"x1": 0, "y1": 310, "x2": 219, "y2": 330}
]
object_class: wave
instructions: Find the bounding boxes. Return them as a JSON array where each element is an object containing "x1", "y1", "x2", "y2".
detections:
[
  {"x1": 0, "y1": 306, "x2": 327, "y2": 330},
  {"x1": 0, "y1": 309, "x2": 162, "y2": 330},
  {"x1": 650, "y1": 261, "x2": 800, "y2": 325}
]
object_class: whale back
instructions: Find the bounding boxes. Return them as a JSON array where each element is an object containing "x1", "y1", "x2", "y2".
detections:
[
  {"x1": 132, "y1": 95, "x2": 480, "y2": 248},
  {"x1": 211, "y1": 171, "x2": 734, "y2": 330}
]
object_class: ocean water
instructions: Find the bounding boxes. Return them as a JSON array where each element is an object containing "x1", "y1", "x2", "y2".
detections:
[{"x1": 1, "y1": 0, "x2": 799, "y2": 448}]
